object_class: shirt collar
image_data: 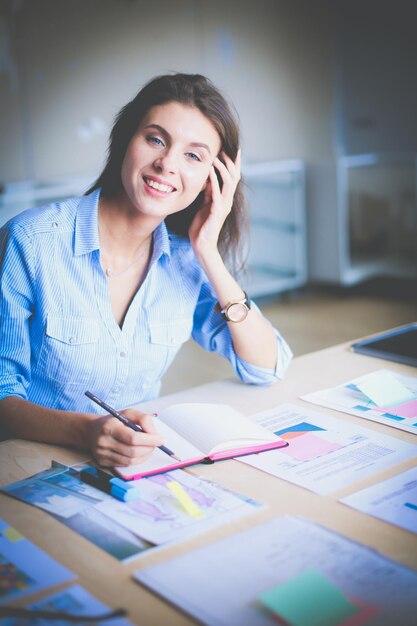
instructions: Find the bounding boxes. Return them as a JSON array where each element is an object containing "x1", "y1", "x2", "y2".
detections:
[
  {"x1": 74, "y1": 189, "x2": 101, "y2": 256},
  {"x1": 151, "y1": 220, "x2": 172, "y2": 262},
  {"x1": 74, "y1": 188, "x2": 173, "y2": 260}
]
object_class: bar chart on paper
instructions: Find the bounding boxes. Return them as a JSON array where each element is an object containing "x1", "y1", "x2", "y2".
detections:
[
  {"x1": 273, "y1": 422, "x2": 342, "y2": 461},
  {"x1": 240, "y1": 404, "x2": 417, "y2": 494}
]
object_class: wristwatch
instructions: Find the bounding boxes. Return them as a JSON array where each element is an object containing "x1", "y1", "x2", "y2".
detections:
[{"x1": 218, "y1": 292, "x2": 251, "y2": 322}]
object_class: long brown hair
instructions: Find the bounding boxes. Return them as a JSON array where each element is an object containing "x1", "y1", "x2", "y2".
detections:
[{"x1": 86, "y1": 73, "x2": 248, "y2": 271}]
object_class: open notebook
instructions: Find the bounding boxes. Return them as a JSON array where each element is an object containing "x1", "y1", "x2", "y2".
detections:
[{"x1": 115, "y1": 403, "x2": 288, "y2": 480}]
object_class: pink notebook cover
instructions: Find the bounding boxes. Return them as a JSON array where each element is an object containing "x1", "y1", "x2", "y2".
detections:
[{"x1": 116, "y1": 439, "x2": 289, "y2": 481}]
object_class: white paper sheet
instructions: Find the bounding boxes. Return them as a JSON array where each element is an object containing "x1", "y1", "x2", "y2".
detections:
[
  {"x1": 239, "y1": 403, "x2": 417, "y2": 494},
  {"x1": 134, "y1": 515, "x2": 417, "y2": 626},
  {"x1": 340, "y1": 467, "x2": 417, "y2": 534}
]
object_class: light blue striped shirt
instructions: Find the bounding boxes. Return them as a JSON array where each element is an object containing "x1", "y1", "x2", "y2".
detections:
[{"x1": 0, "y1": 189, "x2": 292, "y2": 414}]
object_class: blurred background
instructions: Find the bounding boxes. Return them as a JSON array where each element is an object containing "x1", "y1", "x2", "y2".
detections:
[{"x1": 1, "y1": 0, "x2": 416, "y2": 392}]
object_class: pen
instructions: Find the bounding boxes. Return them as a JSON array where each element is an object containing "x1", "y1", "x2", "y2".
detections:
[{"x1": 85, "y1": 390, "x2": 176, "y2": 458}]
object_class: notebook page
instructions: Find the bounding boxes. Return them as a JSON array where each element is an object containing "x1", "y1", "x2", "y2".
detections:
[
  {"x1": 159, "y1": 403, "x2": 279, "y2": 456},
  {"x1": 153, "y1": 419, "x2": 203, "y2": 459},
  {"x1": 115, "y1": 419, "x2": 203, "y2": 478}
]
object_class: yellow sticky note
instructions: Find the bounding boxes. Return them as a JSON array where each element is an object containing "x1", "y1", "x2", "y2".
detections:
[
  {"x1": 4, "y1": 526, "x2": 24, "y2": 542},
  {"x1": 167, "y1": 480, "x2": 204, "y2": 519}
]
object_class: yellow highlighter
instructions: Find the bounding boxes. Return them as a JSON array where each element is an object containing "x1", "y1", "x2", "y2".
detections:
[{"x1": 167, "y1": 480, "x2": 205, "y2": 519}]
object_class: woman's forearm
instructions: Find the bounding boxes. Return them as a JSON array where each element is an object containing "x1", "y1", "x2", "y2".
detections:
[
  {"x1": 0, "y1": 396, "x2": 95, "y2": 448},
  {"x1": 197, "y1": 250, "x2": 278, "y2": 369}
]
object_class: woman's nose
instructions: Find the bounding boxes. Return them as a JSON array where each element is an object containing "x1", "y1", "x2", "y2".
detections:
[{"x1": 153, "y1": 149, "x2": 176, "y2": 174}]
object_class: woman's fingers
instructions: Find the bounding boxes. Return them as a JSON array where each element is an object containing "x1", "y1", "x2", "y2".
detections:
[
  {"x1": 93, "y1": 443, "x2": 156, "y2": 467},
  {"x1": 214, "y1": 149, "x2": 241, "y2": 182},
  {"x1": 209, "y1": 166, "x2": 221, "y2": 201},
  {"x1": 189, "y1": 149, "x2": 241, "y2": 255},
  {"x1": 93, "y1": 428, "x2": 161, "y2": 467},
  {"x1": 108, "y1": 419, "x2": 163, "y2": 447},
  {"x1": 213, "y1": 158, "x2": 232, "y2": 189},
  {"x1": 89, "y1": 410, "x2": 164, "y2": 467},
  {"x1": 212, "y1": 151, "x2": 241, "y2": 208},
  {"x1": 122, "y1": 409, "x2": 161, "y2": 435}
]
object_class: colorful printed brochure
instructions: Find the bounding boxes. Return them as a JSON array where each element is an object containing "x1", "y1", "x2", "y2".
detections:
[{"x1": 0, "y1": 518, "x2": 75, "y2": 605}]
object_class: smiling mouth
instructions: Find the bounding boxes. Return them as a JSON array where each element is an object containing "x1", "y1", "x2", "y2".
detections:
[{"x1": 144, "y1": 177, "x2": 176, "y2": 193}]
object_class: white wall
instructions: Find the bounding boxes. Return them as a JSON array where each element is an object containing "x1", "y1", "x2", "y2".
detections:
[
  {"x1": 2, "y1": 1, "x2": 415, "y2": 284},
  {"x1": 0, "y1": 0, "x2": 336, "y2": 177}
]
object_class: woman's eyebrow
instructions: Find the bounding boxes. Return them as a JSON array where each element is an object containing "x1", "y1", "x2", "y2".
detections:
[{"x1": 144, "y1": 123, "x2": 211, "y2": 155}]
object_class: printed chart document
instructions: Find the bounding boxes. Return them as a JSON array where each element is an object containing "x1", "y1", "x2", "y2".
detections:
[
  {"x1": 96, "y1": 468, "x2": 263, "y2": 545},
  {"x1": 302, "y1": 369, "x2": 417, "y2": 435},
  {"x1": 0, "y1": 518, "x2": 75, "y2": 605},
  {"x1": 134, "y1": 515, "x2": 417, "y2": 626},
  {"x1": 340, "y1": 467, "x2": 417, "y2": 535},
  {"x1": 115, "y1": 403, "x2": 287, "y2": 480},
  {"x1": 1, "y1": 463, "x2": 262, "y2": 552},
  {"x1": 239, "y1": 403, "x2": 417, "y2": 494}
]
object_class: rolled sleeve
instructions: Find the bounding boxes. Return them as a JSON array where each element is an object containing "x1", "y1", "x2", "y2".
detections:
[
  {"x1": 192, "y1": 282, "x2": 293, "y2": 386},
  {"x1": 235, "y1": 328, "x2": 293, "y2": 385}
]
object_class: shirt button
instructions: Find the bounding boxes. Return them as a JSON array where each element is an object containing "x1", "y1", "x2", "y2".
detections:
[
  {"x1": 52, "y1": 221, "x2": 59, "y2": 229},
  {"x1": 120, "y1": 351, "x2": 127, "y2": 358},
  {"x1": 69, "y1": 336, "x2": 76, "y2": 344}
]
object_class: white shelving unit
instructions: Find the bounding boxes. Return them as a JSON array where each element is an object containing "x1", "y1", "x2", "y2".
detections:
[
  {"x1": 337, "y1": 153, "x2": 417, "y2": 285},
  {"x1": 242, "y1": 160, "x2": 307, "y2": 298},
  {"x1": 0, "y1": 178, "x2": 93, "y2": 227},
  {"x1": 1, "y1": 164, "x2": 308, "y2": 300}
]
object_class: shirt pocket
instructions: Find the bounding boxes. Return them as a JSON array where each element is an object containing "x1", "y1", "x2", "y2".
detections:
[
  {"x1": 149, "y1": 319, "x2": 192, "y2": 347},
  {"x1": 146, "y1": 319, "x2": 192, "y2": 380},
  {"x1": 36, "y1": 316, "x2": 100, "y2": 384}
]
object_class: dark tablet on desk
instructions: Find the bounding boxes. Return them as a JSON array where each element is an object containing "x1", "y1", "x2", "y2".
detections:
[{"x1": 352, "y1": 323, "x2": 417, "y2": 367}]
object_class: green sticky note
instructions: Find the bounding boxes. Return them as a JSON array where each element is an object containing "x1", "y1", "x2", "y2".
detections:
[
  {"x1": 356, "y1": 370, "x2": 414, "y2": 408},
  {"x1": 258, "y1": 569, "x2": 361, "y2": 626}
]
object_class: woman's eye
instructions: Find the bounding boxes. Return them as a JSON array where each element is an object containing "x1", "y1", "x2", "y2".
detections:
[
  {"x1": 186, "y1": 152, "x2": 202, "y2": 162},
  {"x1": 147, "y1": 136, "x2": 164, "y2": 146}
]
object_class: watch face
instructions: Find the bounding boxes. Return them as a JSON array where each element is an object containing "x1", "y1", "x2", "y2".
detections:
[{"x1": 227, "y1": 302, "x2": 249, "y2": 322}]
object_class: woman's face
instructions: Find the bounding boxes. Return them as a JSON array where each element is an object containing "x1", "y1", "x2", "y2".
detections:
[{"x1": 120, "y1": 101, "x2": 222, "y2": 219}]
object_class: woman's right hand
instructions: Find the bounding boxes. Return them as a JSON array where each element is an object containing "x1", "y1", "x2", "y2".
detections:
[{"x1": 86, "y1": 409, "x2": 164, "y2": 467}]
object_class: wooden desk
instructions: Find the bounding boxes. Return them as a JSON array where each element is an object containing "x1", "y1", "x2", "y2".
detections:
[{"x1": 1, "y1": 341, "x2": 416, "y2": 625}]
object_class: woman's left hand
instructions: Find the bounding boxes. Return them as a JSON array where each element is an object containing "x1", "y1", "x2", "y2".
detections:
[{"x1": 189, "y1": 149, "x2": 241, "y2": 260}]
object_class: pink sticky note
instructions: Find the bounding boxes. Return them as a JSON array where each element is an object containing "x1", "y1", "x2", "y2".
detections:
[
  {"x1": 374, "y1": 398, "x2": 417, "y2": 419},
  {"x1": 338, "y1": 596, "x2": 379, "y2": 626},
  {"x1": 279, "y1": 432, "x2": 341, "y2": 462}
]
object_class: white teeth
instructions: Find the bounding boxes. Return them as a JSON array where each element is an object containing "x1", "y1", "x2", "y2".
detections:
[{"x1": 145, "y1": 178, "x2": 174, "y2": 193}]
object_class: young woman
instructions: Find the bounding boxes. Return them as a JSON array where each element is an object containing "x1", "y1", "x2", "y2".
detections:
[{"x1": 0, "y1": 73, "x2": 292, "y2": 467}]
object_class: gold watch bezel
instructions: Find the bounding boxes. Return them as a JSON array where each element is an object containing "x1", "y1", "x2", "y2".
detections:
[{"x1": 219, "y1": 292, "x2": 251, "y2": 322}]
